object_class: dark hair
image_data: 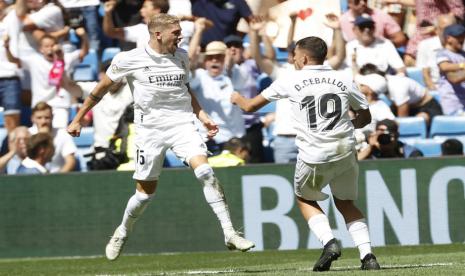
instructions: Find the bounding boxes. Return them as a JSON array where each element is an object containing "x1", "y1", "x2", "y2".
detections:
[
  {"x1": 359, "y1": 63, "x2": 385, "y2": 76},
  {"x1": 376, "y1": 119, "x2": 398, "y2": 134},
  {"x1": 27, "y1": 133, "x2": 53, "y2": 159},
  {"x1": 295, "y1": 36, "x2": 327, "y2": 64},
  {"x1": 224, "y1": 137, "x2": 250, "y2": 152},
  {"x1": 441, "y1": 138, "x2": 463, "y2": 156},
  {"x1": 150, "y1": 0, "x2": 170, "y2": 13}
]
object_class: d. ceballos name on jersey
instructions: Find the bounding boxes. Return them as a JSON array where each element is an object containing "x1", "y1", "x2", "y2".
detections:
[
  {"x1": 148, "y1": 73, "x2": 185, "y2": 87},
  {"x1": 294, "y1": 77, "x2": 347, "y2": 92}
]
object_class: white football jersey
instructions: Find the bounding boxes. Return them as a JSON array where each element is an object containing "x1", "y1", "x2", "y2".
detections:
[
  {"x1": 261, "y1": 65, "x2": 369, "y2": 163},
  {"x1": 106, "y1": 44, "x2": 193, "y2": 127}
]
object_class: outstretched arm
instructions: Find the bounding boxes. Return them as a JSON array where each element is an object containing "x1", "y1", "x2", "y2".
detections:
[
  {"x1": 102, "y1": 0, "x2": 125, "y2": 41},
  {"x1": 230, "y1": 91, "x2": 269, "y2": 113},
  {"x1": 67, "y1": 75, "x2": 114, "y2": 137}
]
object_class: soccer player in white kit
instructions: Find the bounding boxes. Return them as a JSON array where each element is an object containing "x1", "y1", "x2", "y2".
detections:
[
  {"x1": 67, "y1": 13, "x2": 254, "y2": 261},
  {"x1": 231, "y1": 36, "x2": 380, "y2": 271}
]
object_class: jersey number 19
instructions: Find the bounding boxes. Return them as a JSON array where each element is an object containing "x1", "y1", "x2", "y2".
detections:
[{"x1": 300, "y1": 93, "x2": 342, "y2": 131}]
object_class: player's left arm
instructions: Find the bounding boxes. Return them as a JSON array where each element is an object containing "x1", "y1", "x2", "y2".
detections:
[
  {"x1": 188, "y1": 85, "x2": 218, "y2": 139},
  {"x1": 230, "y1": 92, "x2": 269, "y2": 112},
  {"x1": 351, "y1": 108, "x2": 371, "y2": 129}
]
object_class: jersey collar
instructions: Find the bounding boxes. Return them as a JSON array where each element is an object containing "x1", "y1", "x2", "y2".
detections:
[
  {"x1": 301, "y1": 64, "x2": 332, "y2": 71},
  {"x1": 145, "y1": 43, "x2": 174, "y2": 58}
]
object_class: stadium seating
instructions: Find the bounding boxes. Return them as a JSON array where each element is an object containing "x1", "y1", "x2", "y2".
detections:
[
  {"x1": 378, "y1": 93, "x2": 392, "y2": 107},
  {"x1": 73, "y1": 127, "x2": 94, "y2": 148},
  {"x1": 276, "y1": 47, "x2": 288, "y2": 63},
  {"x1": 72, "y1": 127, "x2": 95, "y2": 172},
  {"x1": 396, "y1": 117, "x2": 427, "y2": 144},
  {"x1": 80, "y1": 49, "x2": 99, "y2": 80},
  {"x1": 429, "y1": 115, "x2": 465, "y2": 138},
  {"x1": 406, "y1": 67, "x2": 426, "y2": 87},
  {"x1": 72, "y1": 64, "x2": 95, "y2": 82},
  {"x1": 0, "y1": 110, "x2": 4, "y2": 128},
  {"x1": 409, "y1": 139, "x2": 442, "y2": 157},
  {"x1": 101, "y1": 47, "x2": 121, "y2": 63},
  {"x1": 165, "y1": 149, "x2": 185, "y2": 167},
  {"x1": 256, "y1": 101, "x2": 276, "y2": 114}
]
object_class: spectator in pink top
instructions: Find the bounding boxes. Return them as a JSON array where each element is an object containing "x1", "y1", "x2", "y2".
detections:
[{"x1": 340, "y1": 0, "x2": 406, "y2": 47}]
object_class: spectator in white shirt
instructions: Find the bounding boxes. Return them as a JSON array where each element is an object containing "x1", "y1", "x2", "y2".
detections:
[
  {"x1": 189, "y1": 18, "x2": 245, "y2": 155},
  {"x1": 345, "y1": 14, "x2": 405, "y2": 76},
  {"x1": 28, "y1": 102, "x2": 77, "y2": 173}
]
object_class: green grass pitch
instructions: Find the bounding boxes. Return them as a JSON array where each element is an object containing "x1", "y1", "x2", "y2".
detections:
[{"x1": 0, "y1": 244, "x2": 464, "y2": 275}]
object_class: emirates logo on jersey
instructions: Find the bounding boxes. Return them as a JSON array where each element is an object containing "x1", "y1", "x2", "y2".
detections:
[{"x1": 148, "y1": 73, "x2": 185, "y2": 87}]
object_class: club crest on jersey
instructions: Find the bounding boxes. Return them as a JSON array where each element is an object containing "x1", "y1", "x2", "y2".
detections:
[
  {"x1": 111, "y1": 64, "x2": 119, "y2": 74},
  {"x1": 143, "y1": 66, "x2": 151, "y2": 72}
]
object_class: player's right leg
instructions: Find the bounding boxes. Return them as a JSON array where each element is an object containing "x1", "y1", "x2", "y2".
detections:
[
  {"x1": 330, "y1": 153, "x2": 380, "y2": 270},
  {"x1": 106, "y1": 180, "x2": 157, "y2": 261},
  {"x1": 189, "y1": 155, "x2": 255, "y2": 252},
  {"x1": 294, "y1": 158, "x2": 340, "y2": 271}
]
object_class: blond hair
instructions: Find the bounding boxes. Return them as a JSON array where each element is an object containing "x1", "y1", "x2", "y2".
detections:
[{"x1": 148, "y1": 13, "x2": 180, "y2": 36}]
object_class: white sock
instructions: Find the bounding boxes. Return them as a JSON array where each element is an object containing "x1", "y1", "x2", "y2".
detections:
[
  {"x1": 347, "y1": 218, "x2": 372, "y2": 259},
  {"x1": 118, "y1": 190, "x2": 154, "y2": 237},
  {"x1": 194, "y1": 164, "x2": 235, "y2": 239},
  {"x1": 308, "y1": 214, "x2": 335, "y2": 246}
]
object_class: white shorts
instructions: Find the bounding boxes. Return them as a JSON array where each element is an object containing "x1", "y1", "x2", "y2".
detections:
[
  {"x1": 294, "y1": 152, "x2": 358, "y2": 201},
  {"x1": 133, "y1": 122, "x2": 208, "y2": 181}
]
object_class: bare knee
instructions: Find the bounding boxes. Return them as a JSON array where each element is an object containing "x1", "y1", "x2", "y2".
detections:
[{"x1": 136, "y1": 180, "x2": 158, "y2": 194}]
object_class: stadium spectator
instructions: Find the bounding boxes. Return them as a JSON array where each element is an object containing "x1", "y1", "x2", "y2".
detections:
[
  {"x1": 103, "y1": 0, "x2": 169, "y2": 49},
  {"x1": 77, "y1": 60, "x2": 133, "y2": 149},
  {"x1": 359, "y1": 119, "x2": 423, "y2": 159},
  {"x1": 345, "y1": 14, "x2": 406, "y2": 76},
  {"x1": 17, "y1": 132, "x2": 54, "y2": 174},
  {"x1": 416, "y1": 14, "x2": 456, "y2": 90},
  {"x1": 67, "y1": 14, "x2": 254, "y2": 261},
  {"x1": 103, "y1": 0, "x2": 194, "y2": 51},
  {"x1": 29, "y1": 102, "x2": 77, "y2": 173},
  {"x1": 223, "y1": 34, "x2": 264, "y2": 162},
  {"x1": 4, "y1": 33, "x2": 87, "y2": 128},
  {"x1": 189, "y1": 19, "x2": 246, "y2": 155},
  {"x1": 3, "y1": 126, "x2": 30, "y2": 174},
  {"x1": 248, "y1": 14, "x2": 346, "y2": 163},
  {"x1": 436, "y1": 24, "x2": 465, "y2": 115},
  {"x1": 386, "y1": 0, "x2": 465, "y2": 65},
  {"x1": 191, "y1": 0, "x2": 254, "y2": 48},
  {"x1": 354, "y1": 73, "x2": 395, "y2": 123},
  {"x1": 0, "y1": 0, "x2": 21, "y2": 134},
  {"x1": 231, "y1": 36, "x2": 380, "y2": 271},
  {"x1": 208, "y1": 137, "x2": 250, "y2": 167},
  {"x1": 340, "y1": 0, "x2": 407, "y2": 47},
  {"x1": 15, "y1": 0, "x2": 68, "y2": 48},
  {"x1": 59, "y1": 0, "x2": 101, "y2": 50},
  {"x1": 441, "y1": 138, "x2": 463, "y2": 156},
  {"x1": 359, "y1": 63, "x2": 442, "y2": 125}
]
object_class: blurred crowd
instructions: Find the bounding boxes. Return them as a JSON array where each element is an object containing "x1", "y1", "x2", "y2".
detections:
[{"x1": 1, "y1": 0, "x2": 465, "y2": 175}]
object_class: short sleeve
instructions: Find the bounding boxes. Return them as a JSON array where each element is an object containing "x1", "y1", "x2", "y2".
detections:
[
  {"x1": 106, "y1": 52, "x2": 132, "y2": 82},
  {"x1": 123, "y1": 24, "x2": 141, "y2": 43},
  {"x1": 260, "y1": 77, "x2": 289, "y2": 101},
  {"x1": 348, "y1": 82, "x2": 369, "y2": 110},
  {"x1": 28, "y1": 4, "x2": 64, "y2": 30},
  {"x1": 436, "y1": 49, "x2": 451, "y2": 65}
]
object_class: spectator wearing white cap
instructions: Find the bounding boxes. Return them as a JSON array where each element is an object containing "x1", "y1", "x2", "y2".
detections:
[
  {"x1": 189, "y1": 18, "x2": 246, "y2": 155},
  {"x1": 359, "y1": 63, "x2": 443, "y2": 126},
  {"x1": 355, "y1": 73, "x2": 395, "y2": 124}
]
